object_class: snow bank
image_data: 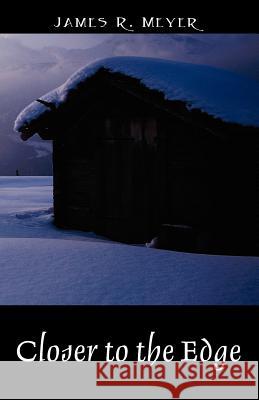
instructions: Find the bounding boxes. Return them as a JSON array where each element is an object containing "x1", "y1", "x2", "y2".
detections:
[
  {"x1": 0, "y1": 237, "x2": 258, "y2": 305},
  {"x1": 0, "y1": 176, "x2": 52, "y2": 213},
  {"x1": 14, "y1": 57, "x2": 259, "y2": 133},
  {"x1": 0, "y1": 177, "x2": 258, "y2": 305}
]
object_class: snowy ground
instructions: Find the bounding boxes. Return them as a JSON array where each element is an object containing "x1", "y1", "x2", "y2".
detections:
[{"x1": 0, "y1": 176, "x2": 258, "y2": 305}]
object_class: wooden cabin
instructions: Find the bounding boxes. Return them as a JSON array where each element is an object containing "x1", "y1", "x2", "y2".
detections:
[{"x1": 15, "y1": 59, "x2": 259, "y2": 255}]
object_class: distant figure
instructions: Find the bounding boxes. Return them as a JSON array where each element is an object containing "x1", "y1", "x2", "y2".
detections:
[{"x1": 16, "y1": 169, "x2": 20, "y2": 176}]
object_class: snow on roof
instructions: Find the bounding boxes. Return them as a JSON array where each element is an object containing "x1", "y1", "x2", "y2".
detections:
[{"x1": 14, "y1": 56, "x2": 259, "y2": 133}]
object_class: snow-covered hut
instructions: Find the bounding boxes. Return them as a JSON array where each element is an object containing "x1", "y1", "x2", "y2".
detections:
[{"x1": 14, "y1": 57, "x2": 259, "y2": 254}]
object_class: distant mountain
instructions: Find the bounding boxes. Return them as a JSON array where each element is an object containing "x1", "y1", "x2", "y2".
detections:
[
  {"x1": 44, "y1": 34, "x2": 259, "y2": 80},
  {"x1": 0, "y1": 34, "x2": 259, "y2": 175},
  {"x1": 0, "y1": 37, "x2": 55, "y2": 70}
]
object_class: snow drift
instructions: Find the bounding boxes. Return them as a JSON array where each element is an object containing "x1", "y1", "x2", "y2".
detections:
[{"x1": 0, "y1": 177, "x2": 258, "y2": 305}]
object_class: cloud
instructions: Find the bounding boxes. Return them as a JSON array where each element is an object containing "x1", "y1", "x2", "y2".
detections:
[{"x1": 3, "y1": 34, "x2": 109, "y2": 49}]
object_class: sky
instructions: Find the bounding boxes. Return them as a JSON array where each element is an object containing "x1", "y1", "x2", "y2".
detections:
[
  {"x1": 1, "y1": 34, "x2": 109, "y2": 49},
  {"x1": 1, "y1": 33, "x2": 258, "y2": 52}
]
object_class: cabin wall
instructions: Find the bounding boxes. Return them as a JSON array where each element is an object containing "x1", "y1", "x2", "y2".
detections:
[
  {"x1": 51, "y1": 84, "x2": 259, "y2": 254},
  {"x1": 162, "y1": 120, "x2": 216, "y2": 226},
  {"x1": 52, "y1": 122, "x2": 99, "y2": 232},
  {"x1": 53, "y1": 115, "x2": 165, "y2": 243},
  {"x1": 52, "y1": 111, "x2": 222, "y2": 246},
  {"x1": 226, "y1": 132, "x2": 259, "y2": 254}
]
